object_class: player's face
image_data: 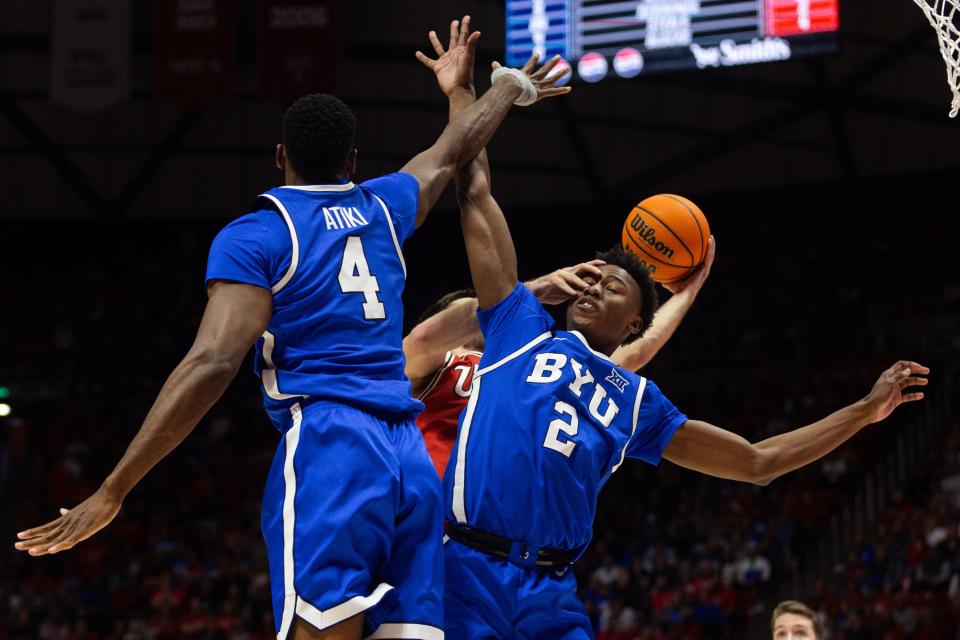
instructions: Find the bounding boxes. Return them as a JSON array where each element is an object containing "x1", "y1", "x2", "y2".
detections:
[
  {"x1": 772, "y1": 614, "x2": 818, "y2": 640},
  {"x1": 565, "y1": 265, "x2": 643, "y2": 355}
]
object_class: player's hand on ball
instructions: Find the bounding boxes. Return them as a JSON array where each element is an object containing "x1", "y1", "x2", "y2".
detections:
[
  {"x1": 862, "y1": 361, "x2": 929, "y2": 424},
  {"x1": 491, "y1": 54, "x2": 572, "y2": 103},
  {"x1": 529, "y1": 259, "x2": 605, "y2": 305},
  {"x1": 662, "y1": 236, "x2": 716, "y2": 295},
  {"x1": 415, "y1": 15, "x2": 480, "y2": 96},
  {"x1": 15, "y1": 488, "x2": 121, "y2": 556}
]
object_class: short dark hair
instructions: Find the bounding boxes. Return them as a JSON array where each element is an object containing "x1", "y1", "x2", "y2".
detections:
[
  {"x1": 282, "y1": 94, "x2": 357, "y2": 181},
  {"x1": 416, "y1": 289, "x2": 476, "y2": 326},
  {"x1": 595, "y1": 246, "x2": 658, "y2": 344},
  {"x1": 771, "y1": 601, "x2": 822, "y2": 640}
]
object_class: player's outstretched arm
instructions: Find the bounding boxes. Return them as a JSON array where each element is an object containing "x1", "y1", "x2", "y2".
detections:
[
  {"x1": 456, "y1": 148, "x2": 516, "y2": 309},
  {"x1": 14, "y1": 282, "x2": 271, "y2": 556},
  {"x1": 612, "y1": 237, "x2": 715, "y2": 371},
  {"x1": 405, "y1": 16, "x2": 570, "y2": 228},
  {"x1": 403, "y1": 260, "x2": 605, "y2": 388},
  {"x1": 663, "y1": 361, "x2": 929, "y2": 486},
  {"x1": 404, "y1": 296, "x2": 480, "y2": 391}
]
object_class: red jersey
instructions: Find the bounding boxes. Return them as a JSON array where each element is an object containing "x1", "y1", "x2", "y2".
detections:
[{"x1": 414, "y1": 351, "x2": 481, "y2": 479}]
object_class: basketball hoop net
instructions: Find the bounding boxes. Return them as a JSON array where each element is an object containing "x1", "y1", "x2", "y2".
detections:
[{"x1": 913, "y1": 0, "x2": 960, "y2": 117}]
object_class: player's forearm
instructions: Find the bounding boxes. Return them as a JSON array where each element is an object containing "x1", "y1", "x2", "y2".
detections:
[
  {"x1": 613, "y1": 289, "x2": 696, "y2": 371},
  {"x1": 753, "y1": 400, "x2": 874, "y2": 484},
  {"x1": 404, "y1": 297, "x2": 481, "y2": 383},
  {"x1": 422, "y1": 296, "x2": 481, "y2": 351},
  {"x1": 459, "y1": 194, "x2": 519, "y2": 309},
  {"x1": 448, "y1": 86, "x2": 477, "y2": 121},
  {"x1": 100, "y1": 354, "x2": 240, "y2": 501},
  {"x1": 442, "y1": 78, "x2": 521, "y2": 169}
]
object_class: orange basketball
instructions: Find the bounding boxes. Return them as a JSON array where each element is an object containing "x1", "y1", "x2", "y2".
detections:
[{"x1": 621, "y1": 194, "x2": 710, "y2": 284}]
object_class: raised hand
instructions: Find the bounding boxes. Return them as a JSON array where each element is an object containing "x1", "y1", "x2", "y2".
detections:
[
  {"x1": 491, "y1": 53, "x2": 572, "y2": 103},
  {"x1": 15, "y1": 488, "x2": 122, "y2": 556},
  {"x1": 415, "y1": 16, "x2": 480, "y2": 96},
  {"x1": 863, "y1": 361, "x2": 929, "y2": 424},
  {"x1": 528, "y1": 259, "x2": 606, "y2": 305},
  {"x1": 662, "y1": 236, "x2": 716, "y2": 295}
]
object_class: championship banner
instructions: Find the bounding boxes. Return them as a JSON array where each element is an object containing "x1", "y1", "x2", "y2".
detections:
[
  {"x1": 260, "y1": 0, "x2": 338, "y2": 101},
  {"x1": 153, "y1": 0, "x2": 236, "y2": 105},
  {"x1": 49, "y1": 0, "x2": 131, "y2": 111}
]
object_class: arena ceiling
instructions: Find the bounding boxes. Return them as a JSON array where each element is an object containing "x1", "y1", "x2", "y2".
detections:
[{"x1": 0, "y1": 0, "x2": 957, "y2": 219}]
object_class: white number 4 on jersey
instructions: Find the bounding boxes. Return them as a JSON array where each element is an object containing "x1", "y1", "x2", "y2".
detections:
[{"x1": 338, "y1": 236, "x2": 385, "y2": 320}]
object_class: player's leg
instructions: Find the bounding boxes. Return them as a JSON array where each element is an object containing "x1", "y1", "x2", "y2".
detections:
[
  {"x1": 290, "y1": 614, "x2": 365, "y2": 640},
  {"x1": 363, "y1": 420, "x2": 445, "y2": 639},
  {"x1": 444, "y1": 539, "x2": 515, "y2": 640},
  {"x1": 513, "y1": 566, "x2": 594, "y2": 640},
  {"x1": 261, "y1": 402, "x2": 403, "y2": 639}
]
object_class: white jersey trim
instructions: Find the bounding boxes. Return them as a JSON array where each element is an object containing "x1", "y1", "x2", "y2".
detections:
[
  {"x1": 371, "y1": 193, "x2": 407, "y2": 279},
  {"x1": 292, "y1": 583, "x2": 394, "y2": 636},
  {"x1": 611, "y1": 377, "x2": 648, "y2": 473},
  {"x1": 568, "y1": 330, "x2": 614, "y2": 363},
  {"x1": 416, "y1": 351, "x2": 453, "y2": 401},
  {"x1": 366, "y1": 623, "x2": 444, "y2": 640},
  {"x1": 261, "y1": 331, "x2": 308, "y2": 401},
  {"x1": 276, "y1": 404, "x2": 303, "y2": 640},
  {"x1": 260, "y1": 193, "x2": 300, "y2": 295},
  {"x1": 451, "y1": 375, "x2": 482, "y2": 523},
  {"x1": 475, "y1": 332, "x2": 552, "y2": 378},
  {"x1": 279, "y1": 182, "x2": 356, "y2": 192}
]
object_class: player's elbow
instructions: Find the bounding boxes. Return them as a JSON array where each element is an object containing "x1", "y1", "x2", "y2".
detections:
[
  {"x1": 404, "y1": 323, "x2": 436, "y2": 354},
  {"x1": 182, "y1": 346, "x2": 243, "y2": 383},
  {"x1": 748, "y1": 447, "x2": 777, "y2": 486},
  {"x1": 455, "y1": 177, "x2": 491, "y2": 204}
]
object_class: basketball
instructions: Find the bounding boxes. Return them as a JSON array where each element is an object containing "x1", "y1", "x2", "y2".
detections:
[{"x1": 621, "y1": 194, "x2": 710, "y2": 284}]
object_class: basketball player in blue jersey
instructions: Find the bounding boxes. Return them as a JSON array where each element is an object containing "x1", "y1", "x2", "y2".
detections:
[
  {"x1": 15, "y1": 17, "x2": 571, "y2": 640},
  {"x1": 442, "y1": 100, "x2": 929, "y2": 640}
]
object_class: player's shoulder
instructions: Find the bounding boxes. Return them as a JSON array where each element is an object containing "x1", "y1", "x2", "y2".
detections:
[
  {"x1": 211, "y1": 206, "x2": 292, "y2": 259},
  {"x1": 214, "y1": 207, "x2": 271, "y2": 239},
  {"x1": 486, "y1": 281, "x2": 549, "y2": 317},
  {"x1": 459, "y1": 351, "x2": 483, "y2": 364},
  {"x1": 359, "y1": 172, "x2": 418, "y2": 197},
  {"x1": 637, "y1": 377, "x2": 674, "y2": 407}
]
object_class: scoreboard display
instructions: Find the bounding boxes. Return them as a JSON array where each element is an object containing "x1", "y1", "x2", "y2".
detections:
[{"x1": 506, "y1": 0, "x2": 840, "y2": 83}]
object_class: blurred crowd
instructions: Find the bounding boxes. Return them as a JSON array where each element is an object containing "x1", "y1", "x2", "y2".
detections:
[
  {"x1": 1, "y1": 210, "x2": 958, "y2": 639},
  {"x1": 802, "y1": 431, "x2": 960, "y2": 640},
  {"x1": 574, "y1": 429, "x2": 960, "y2": 640}
]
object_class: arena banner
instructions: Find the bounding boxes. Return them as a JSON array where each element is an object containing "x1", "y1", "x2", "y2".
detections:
[
  {"x1": 153, "y1": 0, "x2": 236, "y2": 105},
  {"x1": 49, "y1": 0, "x2": 131, "y2": 111},
  {"x1": 260, "y1": 0, "x2": 338, "y2": 101}
]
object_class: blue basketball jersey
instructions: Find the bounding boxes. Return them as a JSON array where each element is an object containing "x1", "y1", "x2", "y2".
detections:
[
  {"x1": 206, "y1": 175, "x2": 424, "y2": 426},
  {"x1": 444, "y1": 283, "x2": 688, "y2": 555}
]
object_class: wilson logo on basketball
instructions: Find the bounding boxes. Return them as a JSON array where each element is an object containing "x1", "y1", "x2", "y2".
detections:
[{"x1": 629, "y1": 214, "x2": 675, "y2": 259}]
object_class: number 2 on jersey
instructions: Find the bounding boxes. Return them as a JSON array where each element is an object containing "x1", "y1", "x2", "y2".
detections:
[
  {"x1": 544, "y1": 401, "x2": 579, "y2": 457},
  {"x1": 338, "y1": 236, "x2": 385, "y2": 320}
]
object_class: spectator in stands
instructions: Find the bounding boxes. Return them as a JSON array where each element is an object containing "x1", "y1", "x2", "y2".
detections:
[
  {"x1": 593, "y1": 551, "x2": 630, "y2": 591},
  {"x1": 736, "y1": 542, "x2": 772, "y2": 586},
  {"x1": 771, "y1": 600, "x2": 823, "y2": 640}
]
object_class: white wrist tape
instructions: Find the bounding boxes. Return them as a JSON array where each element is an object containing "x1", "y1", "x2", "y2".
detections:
[{"x1": 490, "y1": 67, "x2": 538, "y2": 107}]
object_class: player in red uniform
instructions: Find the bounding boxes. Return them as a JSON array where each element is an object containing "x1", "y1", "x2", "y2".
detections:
[{"x1": 404, "y1": 240, "x2": 715, "y2": 478}]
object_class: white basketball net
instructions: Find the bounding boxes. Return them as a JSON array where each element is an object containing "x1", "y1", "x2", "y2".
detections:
[{"x1": 913, "y1": 0, "x2": 960, "y2": 117}]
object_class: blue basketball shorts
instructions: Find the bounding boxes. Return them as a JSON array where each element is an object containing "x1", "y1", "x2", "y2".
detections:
[
  {"x1": 444, "y1": 538, "x2": 593, "y2": 640},
  {"x1": 261, "y1": 400, "x2": 444, "y2": 639}
]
